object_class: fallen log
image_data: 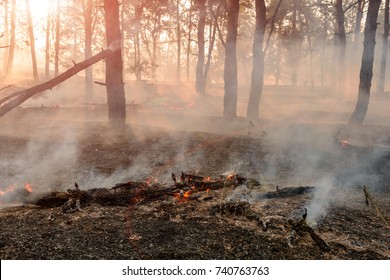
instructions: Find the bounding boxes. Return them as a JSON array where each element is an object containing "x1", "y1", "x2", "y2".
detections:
[
  {"x1": 33, "y1": 173, "x2": 249, "y2": 208},
  {"x1": 258, "y1": 186, "x2": 315, "y2": 199},
  {"x1": 0, "y1": 49, "x2": 112, "y2": 118}
]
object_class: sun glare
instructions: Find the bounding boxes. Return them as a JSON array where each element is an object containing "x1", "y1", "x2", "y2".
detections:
[{"x1": 25, "y1": 0, "x2": 50, "y2": 21}]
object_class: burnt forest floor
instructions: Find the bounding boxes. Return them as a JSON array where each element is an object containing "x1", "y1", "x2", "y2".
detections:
[{"x1": 0, "y1": 107, "x2": 389, "y2": 259}]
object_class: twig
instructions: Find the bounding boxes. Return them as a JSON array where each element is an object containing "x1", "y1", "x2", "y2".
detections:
[{"x1": 363, "y1": 186, "x2": 389, "y2": 227}]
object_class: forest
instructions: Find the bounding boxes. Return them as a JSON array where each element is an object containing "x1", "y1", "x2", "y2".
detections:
[{"x1": 0, "y1": 0, "x2": 389, "y2": 260}]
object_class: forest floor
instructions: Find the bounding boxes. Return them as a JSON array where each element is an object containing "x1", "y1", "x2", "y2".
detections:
[{"x1": 0, "y1": 89, "x2": 390, "y2": 260}]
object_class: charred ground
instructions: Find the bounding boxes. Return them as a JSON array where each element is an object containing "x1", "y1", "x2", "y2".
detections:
[{"x1": 0, "y1": 105, "x2": 389, "y2": 260}]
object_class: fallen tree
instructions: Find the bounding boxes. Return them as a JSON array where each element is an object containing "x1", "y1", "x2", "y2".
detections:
[{"x1": 0, "y1": 49, "x2": 112, "y2": 118}]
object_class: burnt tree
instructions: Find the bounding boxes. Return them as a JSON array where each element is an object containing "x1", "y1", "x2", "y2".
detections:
[
  {"x1": 104, "y1": 0, "x2": 126, "y2": 124},
  {"x1": 349, "y1": 0, "x2": 382, "y2": 125},
  {"x1": 246, "y1": 0, "x2": 266, "y2": 121},
  {"x1": 336, "y1": 0, "x2": 346, "y2": 94},
  {"x1": 378, "y1": 0, "x2": 389, "y2": 94},
  {"x1": 26, "y1": 0, "x2": 38, "y2": 81},
  {"x1": 223, "y1": 0, "x2": 239, "y2": 121},
  {"x1": 83, "y1": 0, "x2": 94, "y2": 100},
  {"x1": 195, "y1": 0, "x2": 206, "y2": 95}
]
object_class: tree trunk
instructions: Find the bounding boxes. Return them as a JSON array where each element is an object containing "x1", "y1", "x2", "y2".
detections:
[
  {"x1": 246, "y1": 0, "x2": 266, "y2": 121},
  {"x1": 104, "y1": 0, "x2": 126, "y2": 125},
  {"x1": 349, "y1": 0, "x2": 382, "y2": 125},
  {"x1": 176, "y1": 0, "x2": 181, "y2": 82},
  {"x1": 354, "y1": 0, "x2": 365, "y2": 45},
  {"x1": 336, "y1": 0, "x2": 346, "y2": 94},
  {"x1": 26, "y1": 0, "x2": 39, "y2": 81},
  {"x1": 223, "y1": 0, "x2": 239, "y2": 121},
  {"x1": 204, "y1": 5, "x2": 219, "y2": 85},
  {"x1": 0, "y1": 50, "x2": 111, "y2": 118},
  {"x1": 195, "y1": 0, "x2": 206, "y2": 95},
  {"x1": 2, "y1": 0, "x2": 9, "y2": 76},
  {"x1": 186, "y1": 0, "x2": 192, "y2": 82},
  {"x1": 54, "y1": 0, "x2": 60, "y2": 77},
  {"x1": 4, "y1": 0, "x2": 16, "y2": 79},
  {"x1": 377, "y1": 0, "x2": 389, "y2": 94},
  {"x1": 84, "y1": 0, "x2": 94, "y2": 100},
  {"x1": 290, "y1": 8, "x2": 299, "y2": 86},
  {"x1": 45, "y1": 0, "x2": 51, "y2": 79}
]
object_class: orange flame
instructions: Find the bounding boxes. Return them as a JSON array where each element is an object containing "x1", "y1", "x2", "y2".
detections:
[
  {"x1": 340, "y1": 139, "x2": 349, "y2": 146},
  {"x1": 173, "y1": 190, "x2": 192, "y2": 202},
  {"x1": 202, "y1": 176, "x2": 212, "y2": 182},
  {"x1": 24, "y1": 183, "x2": 33, "y2": 193}
]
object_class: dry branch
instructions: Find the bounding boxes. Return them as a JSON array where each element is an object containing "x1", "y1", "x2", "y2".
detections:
[
  {"x1": 0, "y1": 49, "x2": 112, "y2": 118},
  {"x1": 363, "y1": 186, "x2": 389, "y2": 227}
]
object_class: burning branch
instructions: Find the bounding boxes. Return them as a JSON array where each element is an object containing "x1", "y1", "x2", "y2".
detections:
[{"x1": 0, "y1": 49, "x2": 113, "y2": 118}]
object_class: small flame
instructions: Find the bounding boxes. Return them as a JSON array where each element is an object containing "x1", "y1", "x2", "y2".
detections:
[
  {"x1": 24, "y1": 183, "x2": 33, "y2": 193},
  {"x1": 340, "y1": 139, "x2": 349, "y2": 146},
  {"x1": 173, "y1": 190, "x2": 192, "y2": 202},
  {"x1": 203, "y1": 176, "x2": 212, "y2": 182}
]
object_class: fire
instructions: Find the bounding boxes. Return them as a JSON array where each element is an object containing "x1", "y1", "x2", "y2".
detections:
[
  {"x1": 24, "y1": 183, "x2": 33, "y2": 193},
  {"x1": 202, "y1": 176, "x2": 212, "y2": 182},
  {"x1": 173, "y1": 190, "x2": 192, "y2": 202},
  {"x1": 340, "y1": 139, "x2": 349, "y2": 146},
  {"x1": 0, "y1": 183, "x2": 33, "y2": 197}
]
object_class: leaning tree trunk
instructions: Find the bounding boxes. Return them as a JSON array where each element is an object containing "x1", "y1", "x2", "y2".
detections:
[
  {"x1": 246, "y1": 0, "x2": 266, "y2": 121},
  {"x1": 349, "y1": 0, "x2": 382, "y2": 125},
  {"x1": 223, "y1": 0, "x2": 239, "y2": 122},
  {"x1": 103, "y1": 0, "x2": 126, "y2": 125},
  {"x1": 377, "y1": 0, "x2": 389, "y2": 94}
]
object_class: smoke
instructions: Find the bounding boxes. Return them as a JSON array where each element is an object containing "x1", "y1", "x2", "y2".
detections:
[{"x1": 0, "y1": 124, "x2": 79, "y2": 203}]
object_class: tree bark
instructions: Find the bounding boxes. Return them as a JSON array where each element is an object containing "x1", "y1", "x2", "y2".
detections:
[
  {"x1": 377, "y1": 0, "x2": 389, "y2": 94},
  {"x1": 26, "y1": 0, "x2": 39, "y2": 81},
  {"x1": 336, "y1": 0, "x2": 346, "y2": 94},
  {"x1": 176, "y1": 0, "x2": 181, "y2": 82},
  {"x1": 0, "y1": 50, "x2": 112, "y2": 118},
  {"x1": 223, "y1": 0, "x2": 239, "y2": 121},
  {"x1": 83, "y1": 0, "x2": 94, "y2": 100},
  {"x1": 45, "y1": 0, "x2": 51, "y2": 79},
  {"x1": 349, "y1": 0, "x2": 382, "y2": 125},
  {"x1": 195, "y1": 0, "x2": 206, "y2": 95},
  {"x1": 103, "y1": 0, "x2": 126, "y2": 125},
  {"x1": 3, "y1": 0, "x2": 16, "y2": 79},
  {"x1": 2, "y1": 0, "x2": 9, "y2": 76},
  {"x1": 54, "y1": 0, "x2": 60, "y2": 77},
  {"x1": 246, "y1": 0, "x2": 266, "y2": 121}
]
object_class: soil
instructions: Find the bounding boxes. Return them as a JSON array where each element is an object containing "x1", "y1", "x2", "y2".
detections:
[{"x1": 0, "y1": 105, "x2": 389, "y2": 260}]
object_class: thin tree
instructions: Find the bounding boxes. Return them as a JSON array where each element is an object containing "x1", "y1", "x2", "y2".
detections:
[
  {"x1": 83, "y1": 0, "x2": 94, "y2": 100},
  {"x1": 103, "y1": 0, "x2": 126, "y2": 124},
  {"x1": 378, "y1": 0, "x2": 389, "y2": 93},
  {"x1": 195, "y1": 0, "x2": 206, "y2": 95},
  {"x1": 3, "y1": 0, "x2": 16, "y2": 80},
  {"x1": 223, "y1": 0, "x2": 239, "y2": 121},
  {"x1": 45, "y1": 0, "x2": 51, "y2": 79},
  {"x1": 176, "y1": 0, "x2": 181, "y2": 82},
  {"x1": 336, "y1": 0, "x2": 346, "y2": 94},
  {"x1": 26, "y1": 0, "x2": 39, "y2": 81},
  {"x1": 349, "y1": 0, "x2": 382, "y2": 125},
  {"x1": 54, "y1": 0, "x2": 60, "y2": 77},
  {"x1": 246, "y1": 0, "x2": 266, "y2": 121}
]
